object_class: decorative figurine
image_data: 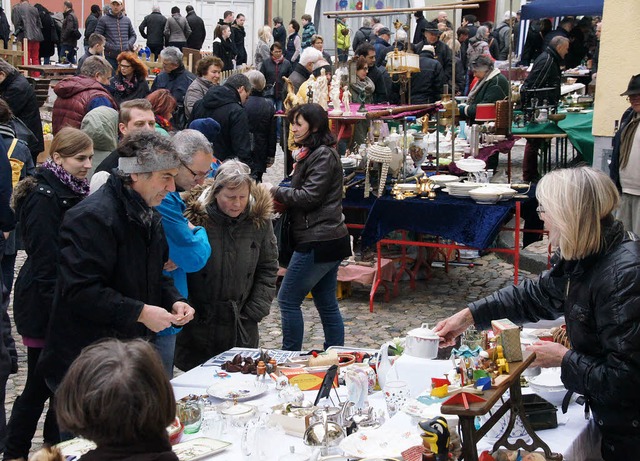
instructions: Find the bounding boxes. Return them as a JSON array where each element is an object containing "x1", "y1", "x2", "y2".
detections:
[
  {"x1": 329, "y1": 80, "x2": 342, "y2": 115},
  {"x1": 314, "y1": 68, "x2": 329, "y2": 110},
  {"x1": 342, "y1": 85, "x2": 352, "y2": 115}
]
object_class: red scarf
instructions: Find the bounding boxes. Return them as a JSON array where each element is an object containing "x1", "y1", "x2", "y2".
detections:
[{"x1": 272, "y1": 55, "x2": 284, "y2": 64}]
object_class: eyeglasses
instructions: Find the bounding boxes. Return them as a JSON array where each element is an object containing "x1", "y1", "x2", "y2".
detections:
[
  {"x1": 119, "y1": 63, "x2": 132, "y2": 68},
  {"x1": 536, "y1": 205, "x2": 545, "y2": 217},
  {"x1": 181, "y1": 161, "x2": 212, "y2": 180}
]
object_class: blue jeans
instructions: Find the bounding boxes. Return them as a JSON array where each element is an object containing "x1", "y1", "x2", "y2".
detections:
[
  {"x1": 278, "y1": 249, "x2": 344, "y2": 351},
  {"x1": 60, "y1": 44, "x2": 76, "y2": 64},
  {"x1": 151, "y1": 333, "x2": 176, "y2": 378}
]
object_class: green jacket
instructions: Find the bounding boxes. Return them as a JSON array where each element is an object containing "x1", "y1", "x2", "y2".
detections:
[
  {"x1": 464, "y1": 70, "x2": 509, "y2": 121},
  {"x1": 335, "y1": 20, "x2": 350, "y2": 51}
]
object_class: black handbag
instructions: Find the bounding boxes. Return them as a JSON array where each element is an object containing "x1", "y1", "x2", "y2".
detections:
[{"x1": 273, "y1": 211, "x2": 294, "y2": 267}]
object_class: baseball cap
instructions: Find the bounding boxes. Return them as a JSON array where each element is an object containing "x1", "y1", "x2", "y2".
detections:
[
  {"x1": 378, "y1": 27, "x2": 392, "y2": 36},
  {"x1": 111, "y1": 0, "x2": 123, "y2": 5}
]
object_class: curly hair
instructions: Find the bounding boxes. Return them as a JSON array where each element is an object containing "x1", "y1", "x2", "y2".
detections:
[
  {"x1": 116, "y1": 51, "x2": 148, "y2": 79},
  {"x1": 146, "y1": 89, "x2": 177, "y2": 119},
  {"x1": 196, "y1": 55, "x2": 223, "y2": 77}
]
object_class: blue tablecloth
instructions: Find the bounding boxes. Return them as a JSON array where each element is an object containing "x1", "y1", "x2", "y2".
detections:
[{"x1": 360, "y1": 192, "x2": 516, "y2": 250}]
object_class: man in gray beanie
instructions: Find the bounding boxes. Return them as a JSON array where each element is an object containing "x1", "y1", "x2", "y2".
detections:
[{"x1": 39, "y1": 130, "x2": 194, "y2": 387}]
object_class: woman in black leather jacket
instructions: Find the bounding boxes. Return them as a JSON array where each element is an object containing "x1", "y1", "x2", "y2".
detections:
[
  {"x1": 271, "y1": 103, "x2": 351, "y2": 351},
  {"x1": 434, "y1": 166, "x2": 640, "y2": 461}
]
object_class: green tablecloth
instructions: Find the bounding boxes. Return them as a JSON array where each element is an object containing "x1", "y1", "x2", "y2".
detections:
[{"x1": 512, "y1": 111, "x2": 594, "y2": 165}]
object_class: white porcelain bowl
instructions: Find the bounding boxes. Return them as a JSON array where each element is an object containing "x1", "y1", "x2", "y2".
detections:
[
  {"x1": 429, "y1": 174, "x2": 460, "y2": 186},
  {"x1": 527, "y1": 368, "x2": 567, "y2": 406},
  {"x1": 456, "y1": 158, "x2": 486, "y2": 173},
  {"x1": 469, "y1": 185, "x2": 518, "y2": 204}
]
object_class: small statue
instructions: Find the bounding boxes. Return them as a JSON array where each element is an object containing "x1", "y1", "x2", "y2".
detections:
[
  {"x1": 342, "y1": 85, "x2": 352, "y2": 115},
  {"x1": 314, "y1": 68, "x2": 329, "y2": 110},
  {"x1": 329, "y1": 80, "x2": 342, "y2": 115}
]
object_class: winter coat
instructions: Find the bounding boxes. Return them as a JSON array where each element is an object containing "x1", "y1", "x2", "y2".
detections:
[
  {"x1": 260, "y1": 56, "x2": 293, "y2": 101},
  {"x1": 11, "y1": 169, "x2": 85, "y2": 339},
  {"x1": 0, "y1": 69, "x2": 44, "y2": 155},
  {"x1": 108, "y1": 72, "x2": 150, "y2": 104},
  {"x1": 155, "y1": 191, "x2": 211, "y2": 297},
  {"x1": 273, "y1": 145, "x2": 348, "y2": 245},
  {"x1": 462, "y1": 69, "x2": 509, "y2": 121},
  {"x1": 335, "y1": 20, "x2": 350, "y2": 51},
  {"x1": 175, "y1": 183, "x2": 277, "y2": 371},
  {"x1": 469, "y1": 220, "x2": 640, "y2": 457},
  {"x1": 413, "y1": 40, "x2": 453, "y2": 90},
  {"x1": 61, "y1": 9, "x2": 79, "y2": 46},
  {"x1": 373, "y1": 36, "x2": 392, "y2": 67},
  {"x1": 52, "y1": 75, "x2": 117, "y2": 134},
  {"x1": 231, "y1": 22, "x2": 247, "y2": 65},
  {"x1": 467, "y1": 39, "x2": 491, "y2": 68},
  {"x1": 186, "y1": 11, "x2": 205, "y2": 50},
  {"x1": 610, "y1": 107, "x2": 635, "y2": 192},
  {"x1": 80, "y1": 106, "x2": 118, "y2": 168},
  {"x1": 139, "y1": 11, "x2": 166, "y2": 47},
  {"x1": 273, "y1": 24, "x2": 286, "y2": 49},
  {"x1": 288, "y1": 63, "x2": 311, "y2": 94},
  {"x1": 95, "y1": 11, "x2": 136, "y2": 59},
  {"x1": 254, "y1": 39, "x2": 270, "y2": 70},
  {"x1": 191, "y1": 84, "x2": 251, "y2": 165},
  {"x1": 285, "y1": 33, "x2": 301, "y2": 63},
  {"x1": 521, "y1": 45, "x2": 562, "y2": 106},
  {"x1": 352, "y1": 26, "x2": 373, "y2": 52},
  {"x1": 0, "y1": 8, "x2": 10, "y2": 45},
  {"x1": 0, "y1": 139, "x2": 13, "y2": 233},
  {"x1": 244, "y1": 92, "x2": 276, "y2": 174},
  {"x1": 519, "y1": 28, "x2": 545, "y2": 66},
  {"x1": 36, "y1": 6, "x2": 56, "y2": 58},
  {"x1": 494, "y1": 21, "x2": 511, "y2": 60},
  {"x1": 413, "y1": 16, "x2": 429, "y2": 44},
  {"x1": 39, "y1": 173, "x2": 184, "y2": 384},
  {"x1": 301, "y1": 22, "x2": 316, "y2": 49},
  {"x1": 410, "y1": 49, "x2": 444, "y2": 104},
  {"x1": 184, "y1": 77, "x2": 214, "y2": 120},
  {"x1": 11, "y1": 1, "x2": 43, "y2": 42},
  {"x1": 150, "y1": 63, "x2": 195, "y2": 106},
  {"x1": 164, "y1": 13, "x2": 191, "y2": 44},
  {"x1": 84, "y1": 12, "x2": 99, "y2": 47},
  {"x1": 211, "y1": 37, "x2": 235, "y2": 70}
]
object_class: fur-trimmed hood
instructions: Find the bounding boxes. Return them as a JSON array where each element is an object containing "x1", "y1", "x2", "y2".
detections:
[
  {"x1": 183, "y1": 178, "x2": 274, "y2": 228},
  {"x1": 10, "y1": 175, "x2": 37, "y2": 211}
]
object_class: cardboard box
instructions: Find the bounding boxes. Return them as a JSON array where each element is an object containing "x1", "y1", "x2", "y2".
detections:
[
  {"x1": 491, "y1": 318, "x2": 523, "y2": 362},
  {"x1": 278, "y1": 367, "x2": 339, "y2": 391},
  {"x1": 269, "y1": 404, "x2": 313, "y2": 437}
]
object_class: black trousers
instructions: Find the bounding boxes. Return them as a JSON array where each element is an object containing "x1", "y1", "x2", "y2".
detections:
[{"x1": 3, "y1": 347, "x2": 59, "y2": 460}]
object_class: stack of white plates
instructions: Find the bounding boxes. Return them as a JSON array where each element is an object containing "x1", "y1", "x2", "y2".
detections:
[
  {"x1": 444, "y1": 181, "x2": 482, "y2": 197},
  {"x1": 429, "y1": 174, "x2": 460, "y2": 187},
  {"x1": 456, "y1": 158, "x2": 486, "y2": 173},
  {"x1": 468, "y1": 185, "x2": 517, "y2": 204}
]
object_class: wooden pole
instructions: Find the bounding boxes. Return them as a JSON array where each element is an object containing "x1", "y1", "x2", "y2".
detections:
[{"x1": 324, "y1": 2, "x2": 485, "y2": 18}]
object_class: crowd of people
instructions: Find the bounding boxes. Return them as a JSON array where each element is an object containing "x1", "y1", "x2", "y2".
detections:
[{"x1": 0, "y1": 4, "x2": 630, "y2": 461}]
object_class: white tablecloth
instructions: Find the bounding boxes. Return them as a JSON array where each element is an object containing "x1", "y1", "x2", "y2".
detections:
[{"x1": 171, "y1": 360, "x2": 602, "y2": 460}]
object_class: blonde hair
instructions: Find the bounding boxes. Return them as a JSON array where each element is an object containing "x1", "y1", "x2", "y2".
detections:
[
  {"x1": 257, "y1": 25, "x2": 272, "y2": 43},
  {"x1": 536, "y1": 167, "x2": 620, "y2": 260},
  {"x1": 50, "y1": 127, "x2": 93, "y2": 159}
]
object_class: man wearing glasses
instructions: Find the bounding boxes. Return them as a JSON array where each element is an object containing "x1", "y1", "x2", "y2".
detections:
[
  {"x1": 152, "y1": 129, "x2": 214, "y2": 377},
  {"x1": 611, "y1": 74, "x2": 640, "y2": 235}
]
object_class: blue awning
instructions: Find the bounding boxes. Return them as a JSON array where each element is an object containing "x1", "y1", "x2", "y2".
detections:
[{"x1": 521, "y1": 0, "x2": 604, "y2": 20}]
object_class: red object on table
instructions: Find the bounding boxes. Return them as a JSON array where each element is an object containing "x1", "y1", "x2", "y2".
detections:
[
  {"x1": 475, "y1": 103, "x2": 497, "y2": 122},
  {"x1": 431, "y1": 377, "x2": 451, "y2": 387},
  {"x1": 442, "y1": 392, "x2": 486, "y2": 408}
]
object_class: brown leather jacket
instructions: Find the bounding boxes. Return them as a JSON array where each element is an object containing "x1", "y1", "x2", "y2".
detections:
[{"x1": 273, "y1": 145, "x2": 348, "y2": 245}]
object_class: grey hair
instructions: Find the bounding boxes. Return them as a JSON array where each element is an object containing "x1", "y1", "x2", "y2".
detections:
[
  {"x1": 362, "y1": 18, "x2": 372, "y2": 27},
  {"x1": 550, "y1": 36, "x2": 569, "y2": 50},
  {"x1": 171, "y1": 129, "x2": 213, "y2": 164},
  {"x1": 160, "y1": 46, "x2": 183, "y2": 66},
  {"x1": 207, "y1": 159, "x2": 254, "y2": 204},
  {"x1": 471, "y1": 55, "x2": 494, "y2": 72},
  {"x1": 152, "y1": 5, "x2": 160, "y2": 12},
  {"x1": 116, "y1": 131, "x2": 179, "y2": 182},
  {"x1": 0, "y1": 58, "x2": 16, "y2": 76},
  {"x1": 475, "y1": 25, "x2": 489, "y2": 41},
  {"x1": 244, "y1": 69, "x2": 265, "y2": 91},
  {"x1": 80, "y1": 55, "x2": 113, "y2": 78},
  {"x1": 225, "y1": 73, "x2": 252, "y2": 93},
  {"x1": 102, "y1": 5, "x2": 111, "y2": 15}
]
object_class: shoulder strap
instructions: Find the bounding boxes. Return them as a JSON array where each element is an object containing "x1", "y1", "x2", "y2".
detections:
[{"x1": 6, "y1": 138, "x2": 17, "y2": 158}]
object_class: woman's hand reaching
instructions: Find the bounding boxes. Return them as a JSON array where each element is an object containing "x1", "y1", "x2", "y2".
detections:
[{"x1": 433, "y1": 308, "x2": 475, "y2": 347}]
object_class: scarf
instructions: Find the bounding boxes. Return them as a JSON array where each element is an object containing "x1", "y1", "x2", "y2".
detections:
[
  {"x1": 41, "y1": 158, "x2": 90, "y2": 197},
  {"x1": 619, "y1": 111, "x2": 640, "y2": 170},
  {"x1": 293, "y1": 146, "x2": 310, "y2": 163},
  {"x1": 271, "y1": 55, "x2": 284, "y2": 64},
  {"x1": 350, "y1": 77, "x2": 375, "y2": 102},
  {"x1": 467, "y1": 67, "x2": 502, "y2": 105},
  {"x1": 112, "y1": 73, "x2": 138, "y2": 97},
  {"x1": 0, "y1": 122, "x2": 15, "y2": 139},
  {"x1": 155, "y1": 115, "x2": 173, "y2": 132}
]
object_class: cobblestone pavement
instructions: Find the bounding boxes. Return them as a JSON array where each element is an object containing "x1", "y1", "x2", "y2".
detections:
[{"x1": 6, "y1": 139, "x2": 543, "y2": 456}]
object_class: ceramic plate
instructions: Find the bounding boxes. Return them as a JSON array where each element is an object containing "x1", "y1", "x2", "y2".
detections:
[
  {"x1": 207, "y1": 380, "x2": 268, "y2": 401},
  {"x1": 56, "y1": 438, "x2": 97, "y2": 457},
  {"x1": 455, "y1": 158, "x2": 486, "y2": 173},
  {"x1": 172, "y1": 437, "x2": 231, "y2": 461},
  {"x1": 339, "y1": 429, "x2": 422, "y2": 459}
]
